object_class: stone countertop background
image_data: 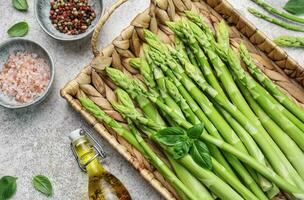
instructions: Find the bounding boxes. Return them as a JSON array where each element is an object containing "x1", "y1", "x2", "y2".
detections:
[{"x1": 0, "y1": 0, "x2": 303, "y2": 199}]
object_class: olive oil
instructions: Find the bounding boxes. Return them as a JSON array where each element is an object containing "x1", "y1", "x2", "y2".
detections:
[{"x1": 69, "y1": 129, "x2": 132, "y2": 200}]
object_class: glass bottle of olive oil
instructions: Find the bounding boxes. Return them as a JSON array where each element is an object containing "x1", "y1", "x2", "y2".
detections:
[{"x1": 69, "y1": 129, "x2": 132, "y2": 200}]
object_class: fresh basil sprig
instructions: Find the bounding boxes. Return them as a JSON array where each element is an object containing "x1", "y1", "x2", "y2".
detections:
[
  {"x1": 153, "y1": 124, "x2": 212, "y2": 169},
  {"x1": 0, "y1": 176, "x2": 17, "y2": 200},
  {"x1": 12, "y1": 0, "x2": 28, "y2": 11},
  {"x1": 32, "y1": 175, "x2": 53, "y2": 197},
  {"x1": 153, "y1": 127, "x2": 191, "y2": 159},
  {"x1": 7, "y1": 22, "x2": 29, "y2": 37},
  {"x1": 187, "y1": 124, "x2": 212, "y2": 170},
  {"x1": 284, "y1": 0, "x2": 304, "y2": 15},
  {"x1": 190, "y1": 140, "x2": 212, "y2": 170},
  {"x1": 187, "y1": 123, "x2": 204, "y2": 139}
]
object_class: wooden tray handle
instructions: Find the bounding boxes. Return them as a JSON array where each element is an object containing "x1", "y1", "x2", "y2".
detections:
[{"x1": 91, "y1": 0, "x2": 129, "y2": 57}]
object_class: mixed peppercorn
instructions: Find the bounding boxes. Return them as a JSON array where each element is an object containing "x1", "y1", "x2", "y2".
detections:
[{"x1": 49, "y1": 0, "x2": 96, "y2": 35}]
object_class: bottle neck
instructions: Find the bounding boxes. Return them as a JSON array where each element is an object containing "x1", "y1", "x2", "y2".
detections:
[{"x1": 73, "y1": 136, "x2": 106, "y2": 177}]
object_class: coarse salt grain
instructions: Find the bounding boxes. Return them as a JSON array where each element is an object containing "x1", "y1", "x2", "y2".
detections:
[{"x1": 0, "y1": 51, "x2": 50, "y2": 103}]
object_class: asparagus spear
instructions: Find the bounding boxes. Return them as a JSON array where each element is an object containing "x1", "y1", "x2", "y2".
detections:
[
  {"x1": 116, "y1": 86, "x2": 214, "y2": 199},
  {"x1": 153, "y1": 25, "x2": 273, "y2": 192},
  {"x1": 191, "y1": 13, "x2": 304, "y2": 189},
  {"x1": 179, "y1": 155, "x2": 244, "y2": 200},
  {"x1": 232, "y1": 47, "x2": 304, "y2": 151},
  {"x1": 199, "y1": 133, "x2": 304, "y2": 198},
  {"x1": 248, "y1": 8, "x2": 304, "y2": 32},
  {"x1": 128, "y1": 120, "x2": 214, "y2": 200},
  {"x1": 166, "y1": 22, "x2": 226, "y2": 98},
  {"x1": 79, "y1": 98, "x2": 199, "y2": 200},
  {"x1": 110, "y1": 95, "x2": 303, "y2": 198},
  {"x1": 255, "y1": 82, "x2": 304, "y2": 132},
  {"x1": 239, "y1": 42, "x2": 304, "y2": 123},
  {"x1": 143, "y1": 37, "x2": 270, "y2": 198},
  {"x1": 227, "y1": 46, "x2": 304, "y2": 189},
  {"x1": 249, "y1": 0, "x2": 304, "y2": 24},
  {"x1": 118, "y1": 68, "x2": 247, "y2": 187},
  {"x1": 165, "y1": 78, "x2": 200, "y2": 125},
  {"x1": 273, "y1": 35, "x2": 304, "y2": 47},
  {"x1": 213, "y1": 101, "x2": 265, "y2": 167},
  {"x1": 168, "y1": 157, "x2": 214, "y2": 200},
  {"x1": 113, "y1": 88, "x2": 249, "y2": 200},
  {"x1": 172, "y1": 44, "x2": 267, "y2": 165},
  {"x1": 238, "y1": 81, "x2": 304, "y2": 180},
  {"x1": 172, "y1": 38, "x2": 274, "y2": 192},
  {"x1": 161, "y1": 66, "x2": 237, "y2": 177}
]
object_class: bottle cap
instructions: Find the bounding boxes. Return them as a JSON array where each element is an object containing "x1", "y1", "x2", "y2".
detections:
[{"x1": 69, "y1": 129, "x2": 82, "y2": 142}]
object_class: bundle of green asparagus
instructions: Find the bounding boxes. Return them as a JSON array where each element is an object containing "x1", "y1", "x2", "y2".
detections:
[{"x1": 79, "y1": 11, "x2": 304, "y2": 200}]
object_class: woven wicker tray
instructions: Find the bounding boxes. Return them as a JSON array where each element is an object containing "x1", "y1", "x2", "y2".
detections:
[{"x1": 60, "y1": 0, "x2": 304, "y2": 199}]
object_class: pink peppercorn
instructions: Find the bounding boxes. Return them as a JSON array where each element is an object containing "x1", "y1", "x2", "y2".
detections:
[{"x1": 49, "y1": 0, "x2": 96, "y2": 35}]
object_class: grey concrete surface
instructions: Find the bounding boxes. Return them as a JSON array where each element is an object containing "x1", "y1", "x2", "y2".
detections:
[{"x1": 0, "y1": 0, "x2": 303, "y2": 199}]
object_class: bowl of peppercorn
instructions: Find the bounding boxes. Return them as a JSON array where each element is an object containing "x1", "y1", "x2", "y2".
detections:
[{"x1": 35, "y1": 0, "x2": 103, "y2": 41}]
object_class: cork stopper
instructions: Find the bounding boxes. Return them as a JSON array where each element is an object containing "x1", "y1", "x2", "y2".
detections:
[{"x1": 68, "y1": 129, "x2": 82, "y2": 142}]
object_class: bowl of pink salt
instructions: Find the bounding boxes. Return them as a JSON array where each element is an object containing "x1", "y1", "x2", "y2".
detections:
[{"x1": 0, "y1": 38, "x2": 54, "y2": 108}]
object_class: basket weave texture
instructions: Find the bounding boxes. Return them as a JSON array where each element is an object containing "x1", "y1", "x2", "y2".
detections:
[{"x1": 60, "y1": 0, "x2": 304, "y2": 199}]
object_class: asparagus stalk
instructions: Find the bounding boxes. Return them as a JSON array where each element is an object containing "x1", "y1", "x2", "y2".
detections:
[
  {"x1": 186, "y1": 46, "x2": 199, "y2": 67},
  {"x1": 168, "y1": 157, "x2": 214, "y2": 200},
  {"x1": 239, "y1": 42, "x2": 304, "y2": 123},
  {"x1": 238, "y1": 81, "x2": 304, "y2": 180},
  {"x1": 180, "y1": 155, "x2": 244, "y2": 200},
  {"x1": 143, "y1": 35, "x2": 269, "y2": 198},
  {"x1": 79, "y1": 98, "x2": 199, "y2": 200},
  {"x1": 231, "y1": 47, "x2": 304, "y2": 151},
  {"x1": 165, "y1": 78, "x2": 200, "y2": 125},
  {"x1": 214, "y1": 100, "x2": 281, "y2": 198},
  {"x1": 173, "y1": 44, "x2": 267, "y2": 165},
  {"x1": 227, "y1": 46, "x2": 304, "y2": 189},
  {"x1": 213, "y1": 102, "x2": 265, "y2": 168},
  {"x1": 184, "y1": 11, "x2": 215, "y2": 44},
  {"x1": 249, "y1": 0, "x2": 304, "y2": 24},
  {"x1": 248, "y1": 8, "x2": 304, "y2": 32},
  {"x1": 137, "y1": 122, "x2": 259, "y2": 200},
  {"x1": 255, "y1": 82, "x2": 304, "y2": 132},
  {"x1": 152, "y1": 67, "x2": 185, "y2": 120},
  {"x1": 190, "y1": 14, "x2": 304, "y2": 189},
  {"x1": 119, "y1": 87, "x2": 215, "y2": 200},
  {"x1": 162, "y1": 68, "x2": 236, "y2": 177},
  {"x1": 200, "y1": 133, "x2": 304, "y2": 198},
  {"x1": 129, "y1": 57, "x2": 178, "y2": 126},
  {"x1": 167, "y1": 23, "x2": 274, "y2": 191},
  {"x1": 113, "y1": 88, "x2": 249, "y2": 200},
  {"x1": 166, "y1": 22, "x2": 226, "y2": 98},
  {"x1": 101, "y1": 88, "x2": 213, "y2": 200},
  {"x1": 115, "y1": 97, "x2": 303, "y2": 198},
  {"x1": 273, "y1": 35, "x2": 304, "y2": 47},
  {"x1": 145, "y1": 42, "x2": 248, "y2": 153}
]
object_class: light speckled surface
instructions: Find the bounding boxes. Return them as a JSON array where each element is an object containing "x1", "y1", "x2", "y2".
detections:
[{"x1": 0, "y1": 0, "x2": 303, "y2": 199}]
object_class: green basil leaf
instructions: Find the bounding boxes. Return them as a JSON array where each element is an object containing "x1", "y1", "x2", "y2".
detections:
[
  {"x1": 32, "y1": 175, "x2": 53, "y2": 196},
  {"x1": 166, "y1": 139, "x2": 192, "y2": 159},
  {"x1": 7, "y1": 22, "x2": 29, "y2": 37},
  {"x1": 187, "y1": 124, "x2": 204, "y2": 139},
  {"x1": 0, "y1": 176, "x2": 17, "y2": 200},
  {"x1": 284, "y1": 0, "x2": 304, "y2": 15},
  {"x1": 158, "y1": 127, "x2": 185, "y2": 136},
  {"x1": 153, "y1": 127, "x2": 187, "y2": 146},
  {"x1": 153, "y1": 127, "x2": 191, "y2": 159},
  {"x1": 12, "y1": 0, "x2": 28, "y2": 11},
  {"x1": 153, "y1": 134, "x2": 187, "y2": 146},
  {"x1": 190, "y1": 140, "x2": 212, "y2": 170}
]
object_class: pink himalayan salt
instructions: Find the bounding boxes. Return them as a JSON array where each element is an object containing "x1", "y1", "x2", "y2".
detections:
[{"x1": 0, "y1": 51, "x2": 50, "y2": 103}]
